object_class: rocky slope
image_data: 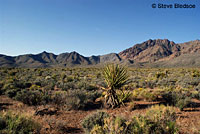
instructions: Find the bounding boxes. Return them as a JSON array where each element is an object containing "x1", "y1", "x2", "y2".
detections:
[
  {"x1": 1, "y1": 39, "x2": 200, "y2": 68},
  {"x1": 119, "y1": 39, "x2": 181, "y2": 62},
  {"x1": 0, "y1": 51, "x2": 123, "y2": 68}
]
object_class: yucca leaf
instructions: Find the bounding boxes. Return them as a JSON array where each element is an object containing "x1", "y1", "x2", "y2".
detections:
[{"x1": 103, "y1": 64, "x2": 130, "y2": 90}]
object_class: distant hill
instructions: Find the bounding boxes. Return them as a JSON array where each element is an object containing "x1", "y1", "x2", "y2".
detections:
[
  {"x1": 0, "y1": 39, "x2": 200, "y2": 68},
  {"x1": 0, "y1": 51, "x2": 124, "y2": 68},
  {"x1": 119, "y1": 39, "x2": 200, "y2": 67},
  {"x1": 119, "y1": 39, "x2": 181, "y2": 62}
]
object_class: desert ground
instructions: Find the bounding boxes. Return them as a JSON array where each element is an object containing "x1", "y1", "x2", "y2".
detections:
[{"x1": 1, "y1": 67, "x2": 200, "y2": 133}]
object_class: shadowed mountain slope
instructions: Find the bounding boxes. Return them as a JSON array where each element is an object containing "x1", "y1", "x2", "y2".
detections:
[
  {"x1": 1, "y1": 39, "x2": 200, "y2": 68},
  {"x1": 119, "y1": 39, "x2": 181, "y2": 62}
]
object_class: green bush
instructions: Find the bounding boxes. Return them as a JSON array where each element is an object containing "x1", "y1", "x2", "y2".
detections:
[
  {"x1": 117, "y1": 90, "x2": 132, "y2": 104},
  {"x1": 157, "y1": 78, "x2": 176, "y2": 88},
  {"x1": 162, "y1": 91, "x2": 191, "y2": 110},
  {"x1": 0, "y1": 112, "x2": 40, "y2": 134},
  {"x1": 155, "y1": 72, "x2": 167, "y2": 79},
  {"x1": 51, "y1": 91, "x2": 67, "y2": 106},
  {"x1": 14, "y1": 89, "x2": 51, "y2": 106},
  {"x1": 77, "y1": 81, "x2": 97, "y2": 91},
  {"x1": 64, "y1": 89, "x2": 101, "y2": 110},
  {"x1": 5, "y1": 89, "x2": 21, "y2": 98},
  {"x1": 132, "y1": 88, "x2": 159, "y2": 101},
  {"x1": 90, "y1": 116, "x2": 129, "y2": 134},
  {"x1": 52, "y1": 90, "x2": 101, "y2": 110},
  {"x1": 82, "y1": 111, "x2": 109, "y2": 134},
  {"x1": 82, "y1": 105, "x2": 178, "y2": 134},
  {"x1": 62, "y1": 82, "x2": 76, "y2": 90},
  {"x1": 66, "y1": 76, "x2": 74, "y2": 82},
  {"x1": 145, "y1": 105, "x2": 178, "y2": 134}
]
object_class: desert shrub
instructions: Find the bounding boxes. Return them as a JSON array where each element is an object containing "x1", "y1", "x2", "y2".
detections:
[
  {"x1": 191, "y1": 90, "x2": 200, "y2": 100},
  {"x1": 97, "y1": 116, "x2": 130, "y2": 134},
  {"x1": 162, "y1": 91, "x2": 191, "y2": 110},
  {"x1": 96, "y1": 72, "x2": 102, "y2": 79},
  {"x1": 82, "y1": 105, "x2": 178, "y2": 134},
  {"x1": 132, "y1": 88, "x2": 159, "y2": 101},
  {"x1": 34, "y1": 81, "x2": 42, "y2": 86},
  {"x1": 2, "y1": 80, "x2": 21, "y2": 90},
  {"x1": 82, "y1": 111, "x2": 109, "y2": 133},
  {"x1": 194, "y1": 83, "x2": 200, "y2": 92},
  {"x1": 64, "y1": 93, "x2": 83, "y2": 110},
  {"x1": 189, "y1": 77, "x2": 200, "y2": 86},
  {"x1": 1, "y1": 79, "x2": 32, "y2": 96},
  {"x1": 9, "y1": 70, "x2": 17, "y2": 76},
  {"x1": 145, "y1": 105, "x2": 178, "y2": 134},
  {"x1": 51, "y1": 91, "x2": 67, "y2": 106},
  {"x1": 138, "y1": 80, "x2": 157, "y2": 89},
  {"x1": 0, "y1": 112, "x2": 40, "y2": 134},
  {"x1": 123, "y1": 105, "x2": 178, "y2": 134},
  {"x1": 121, "y1": 105, "x2": 177, "y2": 134},
  {"x1": 39, "y1": 78, "x2": 56, "y2": 90},
  {"x1": 23, "y1": 82, "x2": 32, "y2": 88},
  {"x1": 177, "y1": 77, "x2": 200, "y2": 89},
  {"x1": 191, "y1": 70, "x2": 200, "y2": 77},
  {"x1": 2, "y1": 82, "x2": 16, "y2": 93},
  {"x1": 43, "y1": 82, "x2": 56, "y2": 90},
  {"x1": 15, "y1": 81, "x2": 32, "y2": 89},
  {"x1": 157, "y1": 78, "x2": 176, "y2": 88},
  {"x1": 29, "y1": 84, "x2": 41, "y2": 90},
  {"x1": 77, "y1": 81, "x2": 97, "y2": 91},
  {"x1": 62, "y1": 82, "x2": 76, "y2": 90},
  {"x1": 141, "y1": 91, "x2": 158, "y2": 101},
  {"x1": 52, "y1": 89, "x2": 101, "y2": 110},
  {"x1": 60, "y1": 73, "x2": 67, "y2": 80},
  {"x1": 64, "y1": 89, "x2": 101, "y2": 110},
  {"x1": 85, "y1": 84, "x2": 97, "y2": 91},
  {"x1": 45, "y1": 117, "x2": 67, "y2": 133},
  {"x1": 5, "y1": 89, "x2": 21, "y2": 98},
  {"x1": 117, "y1": 90, "x2": 132, "y2": 104},
  {"x1": 145, "y1": 80, "x2": 157, "y2": 89},
  {"x1": 155, "y1": 72, "x2": 167, "y2": 79},
  {"x1": 90, "y1": 116, "x2": 129, "y2": 134},
  {"x1": 138, "y1": 80, "x2": 148, "y2": 88},
  {"x1": 132, "y1": 88, "x2": 143, "y2": 100},
  {"x1": 66, "y1": 76, "x2": 74, "y2": 82},
  {"x1": 14, "y1": 89, "x2": 51, "y2": 106}
]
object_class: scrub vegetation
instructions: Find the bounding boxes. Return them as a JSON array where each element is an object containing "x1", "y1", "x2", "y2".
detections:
[{"x1": 1, "y1": 66, "x2": 200, "y2": 133}]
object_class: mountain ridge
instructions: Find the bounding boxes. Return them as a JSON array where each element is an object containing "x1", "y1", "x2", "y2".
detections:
[{"x1": 1, "y1": 39, "x2": 200, "y2": 68}]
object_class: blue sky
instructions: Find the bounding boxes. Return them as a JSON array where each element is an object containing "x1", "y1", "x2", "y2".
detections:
[{"x1": 0, "y1": 0, "x2": 199, "y2": 56}]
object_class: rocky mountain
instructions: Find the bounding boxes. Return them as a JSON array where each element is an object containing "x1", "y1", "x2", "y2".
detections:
[
  {"x1": 119, "y1": 39, "x2": 181, "y2": 62},
  {"x1": 56, "y1": 51, "x2": 91, "y2": 66},
  {"x1": 119, "y1": 39, "x2": 200, "y2": 67},
  {"x1": 1, "y1": 39, "x2": 200, "y2": 68},
  {"x1": 100, "y1": 53, "x2": 121, "y2": 63},
  {"x1": 0, "y1": 54, "x2": 15, "y2": 67},
  {"x1": 179, "y1": 40, "x2": 200, "y2": 54},
  {"x1": 0, "y1": 51, "x2": 124, "y2": 68}
]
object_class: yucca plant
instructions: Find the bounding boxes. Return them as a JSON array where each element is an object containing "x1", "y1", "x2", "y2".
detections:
[{"x1": 103, "y1": 64, "x2": 130, "y2": 108}]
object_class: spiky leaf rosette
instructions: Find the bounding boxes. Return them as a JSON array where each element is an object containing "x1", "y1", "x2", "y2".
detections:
[
  {"x1": 103, "y1": 64, "x2": 130, "y2": 90},
  {"x1": 103, "y1": 64, "x2": 130, "y2": 108}
]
